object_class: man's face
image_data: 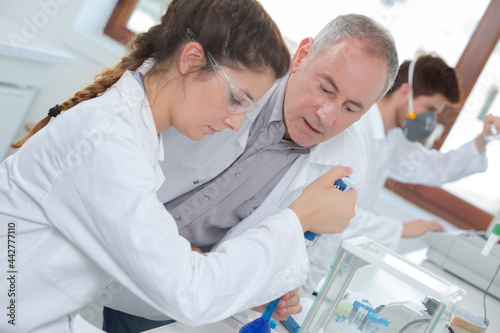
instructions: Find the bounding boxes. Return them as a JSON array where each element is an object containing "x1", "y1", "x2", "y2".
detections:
[{"x1": 282, "y1": 38, "x2": 388, "y2": 147}]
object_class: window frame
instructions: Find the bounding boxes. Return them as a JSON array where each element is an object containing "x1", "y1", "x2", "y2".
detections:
[
  {"x1": 104, "y1": 0, "x2": 138, "y2": 44},
  {"x1": 104, "y1": 0, "x2": 500, "y2": 230}
]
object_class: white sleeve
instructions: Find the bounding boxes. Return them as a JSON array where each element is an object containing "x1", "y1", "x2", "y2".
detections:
[
  {"x1": 300, "y1": 232, "x2": 343, "y2": 294},
  {"x1": 387, "y1": 130, "x2": 488, "y2": 186},
  {"x1": 44, "y1": 128, "x2": 309, "y2": 326},
  {"x1": 342, "y1": 208, "x2": 403, "y2": 251},
  {"x1": 299, "y1": 128, "x2": 369, "y2": 294}
]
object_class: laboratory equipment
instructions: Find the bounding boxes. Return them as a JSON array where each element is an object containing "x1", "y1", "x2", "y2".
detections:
[
  {"x1": 376, "y1": 317, "x2": 390, "y2": 333},
  {"x1": 424, "y1": 230, "x2": 500, "y2": 299},
  {"x1": 481, "y1": 223, "x2": 500, "y2": 256},
  {"x1": 448, "y1": 306, "x2": 487, "y2": 333},
  {"x1": 240, "y1": 179, "x2": 354, "y2": 333},
  {"x1": 349, "y1": 305, "x2": 369, "y2": 329},
  {"x1": 361, "y1": 313, "x2": 379, "y2": 333},
  {"x1": 347, "y1": 301, "x2": 364, "y2": 323},
  {"x1": 358, "y1": 305, "x2": 376, "y2": 330},
  {"x1": 376, "y1": 297, "x2": 438, "y2": 333},
  {"x1": 300, "y1": 236, "x2": 465, "y2": 333},
  {"x1": 239, "y1": 298, "x2": 279, "y2": 333},
  {"x1": 282, "y1": 316, "x2": 301, "y2": 333},
  {"x1": 304, "y1": 178, "x2": 355, "y2": 246},
  {"x1": 484, "y1": 123, "x2": 500, "y2": 141}
]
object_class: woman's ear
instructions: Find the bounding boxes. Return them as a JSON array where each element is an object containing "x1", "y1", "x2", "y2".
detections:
[
  {"x1": 290, "y1": 38, "x2": 313, "y2": 73},
  {"x1": 178, "y1": 42, "x2": 206, "y2": 74}
]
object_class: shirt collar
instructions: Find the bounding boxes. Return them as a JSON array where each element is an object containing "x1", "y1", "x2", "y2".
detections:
[{"x1": 268, "y1": 73, "x2": 289, "y2": 125}]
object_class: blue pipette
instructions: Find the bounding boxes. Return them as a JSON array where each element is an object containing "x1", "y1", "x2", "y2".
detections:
[
  {"x1": 304, "y1": 178, "x2": 355, "y2": 245},
  {"x1": 239, "y1": 178, "x2": 354, "y2": 333},
  {"x1": 239, "y1": 298, "x2": 280, "y2": 333}
]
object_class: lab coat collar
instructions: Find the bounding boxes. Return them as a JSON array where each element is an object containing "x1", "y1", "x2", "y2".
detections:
[
  {"x1": 137, "y1": 57, "x2": 156, "y2": 75},
  {"x1": 367, "y1": 104, "x2": 386, "y2": 141},
  {"x1": 158, "y1": 133, "x2": 164, "y2": 161},
  {"x1": 114, "y1": 70, "x2": 166, "y2": 188},
  {"x1": 308, "y1": 131, "x2": 346, "y2": 166},
  {"x1": 268, "y1": 73, "x2": 290, "y2": 124},
  {"x1": 115, "y1": 70, "x2": 157, "y2": 141}
]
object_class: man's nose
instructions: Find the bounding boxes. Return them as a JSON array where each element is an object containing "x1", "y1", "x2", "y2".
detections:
[
  {"x1": 317, "y1": 103, "x2": 340, "y2": 127},
  {"x1": 223, "y1": 112, "x2": 245, "y2": 131}
]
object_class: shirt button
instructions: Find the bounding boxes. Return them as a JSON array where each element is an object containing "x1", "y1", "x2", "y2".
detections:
[
  {"x1": 276, "y1": 122, "x2": 282, "y2": 129},
  {"x1": 234, "y1": 171, "x2": 241, "y2": 177},
  {"x1": 203, "y1": 195, "x2": 210, "y2": 201},
  {"x1": 263, "y1": 124, "x2": 268, "y2": 129},
  {"x1": 174, "y1": 215, "x2": 181, "y2": 221},
  {"x1": 193, "y1": 180, "x2": 199, "y2": 184}
]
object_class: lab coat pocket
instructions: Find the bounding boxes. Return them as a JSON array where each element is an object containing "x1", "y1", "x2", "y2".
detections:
[{"x1": 41, "y1": 241, "x2": 112, "y2": 306}]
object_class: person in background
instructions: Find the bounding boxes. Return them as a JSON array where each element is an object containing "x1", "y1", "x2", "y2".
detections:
[
  {"x1": 0, "y1": 0, "x2": 357, "y2": 332},
  {"x1": 345, "y1": 53, "x2": 500, "y2": 250},
  {"x1": 102, "y1": 13, "x2": 399, "y2": 332}
]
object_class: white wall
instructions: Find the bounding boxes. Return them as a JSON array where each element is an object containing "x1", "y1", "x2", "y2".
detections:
[{"x1": 0, "y1": 0, "x2": 125, "y2": 156}]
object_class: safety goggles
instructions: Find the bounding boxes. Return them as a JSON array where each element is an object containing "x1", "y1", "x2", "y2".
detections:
[{"x1": 186, "y1": 28, "x2": 258, "y2": 114}]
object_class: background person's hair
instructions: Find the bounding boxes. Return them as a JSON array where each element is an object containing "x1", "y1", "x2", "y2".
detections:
[
  {"x1": 309, "y1": 13, "x2": 399, "y2": 98},
  {"x1": 386, "y1": 54, "x2": 462, "y2": 105},
  {"x1": 12, "y1": 0, "x2": 290, "y2": 149}
]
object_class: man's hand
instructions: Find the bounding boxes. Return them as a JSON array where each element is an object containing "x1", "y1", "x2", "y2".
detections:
[
  {"x1": 475, "y1": 114, "x2": 500, "y2": 152},
  {"x1": 251, "y1": 288, "x2": 302, "y2": 321},
  {"x1": 290, "y1": 166, "x2": 357, "y2": 234},
  {"x1": 402, "y1": 219, "x2": 445, "y2": 238}
]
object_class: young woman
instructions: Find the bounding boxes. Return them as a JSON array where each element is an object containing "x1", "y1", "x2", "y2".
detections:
[{"x1": 0, "y1": 0, "x2": 354, "y2": 332}]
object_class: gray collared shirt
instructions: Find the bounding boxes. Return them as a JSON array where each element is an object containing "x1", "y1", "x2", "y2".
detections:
[{"x1": 165, "y1": 77, "x2": 310, "y2": 247}]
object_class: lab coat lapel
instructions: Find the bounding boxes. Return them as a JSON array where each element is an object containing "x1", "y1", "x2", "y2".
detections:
[{"x1": 114, "y1": 71, "x2": 165, "y2": 189}]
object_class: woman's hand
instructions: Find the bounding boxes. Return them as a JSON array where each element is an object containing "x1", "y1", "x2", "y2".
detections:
[
  {"x1": 289, "y1": 165, "x2": 357, "y2": 234},
  {"x1": 251, "y1": 288, "x2": 301, "y2": 321}
]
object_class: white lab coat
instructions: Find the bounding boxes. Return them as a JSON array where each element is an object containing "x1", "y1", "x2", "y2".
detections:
[
  {"x1": 344, "y1": 104, "x2": 488, "y2": 250},
  {"x1": 0, "y1": 71, "x2": 310, "y2": 332},
  {"x1": 161, "y1": 75, "x2": 368, "y2": 290}
]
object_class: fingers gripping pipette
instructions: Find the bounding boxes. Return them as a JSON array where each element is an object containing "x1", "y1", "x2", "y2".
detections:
[
  {"x1": 239, "y1": 178, "x2": 355, "y2": 333},
  {"x1": 484, "y1": 123, "x2": 500, "y2": 142},
  {"x1": 304, "y1": 178, "x2": 355, "y2": 246}
]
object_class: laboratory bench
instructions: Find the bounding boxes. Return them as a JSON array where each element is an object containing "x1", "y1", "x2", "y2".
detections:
[{"x1": 142, "y1": 247, "x2": 500, "y2": 333}]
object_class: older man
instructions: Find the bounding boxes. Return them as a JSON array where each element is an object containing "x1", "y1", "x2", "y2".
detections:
[{"x1": 102, "y1": 13, "x2": 398, "y2": 332}]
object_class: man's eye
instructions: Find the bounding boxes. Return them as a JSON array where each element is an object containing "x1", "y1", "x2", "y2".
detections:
[
  {"x1": 230, "y1": 94, "x2": 243, "y2": 106},
  {"x1": 344, "y1": 105, "x2": 359, "y2": 113},
  {"x1": 319, "y1": 83, "x2": 332, "y2": 95}
]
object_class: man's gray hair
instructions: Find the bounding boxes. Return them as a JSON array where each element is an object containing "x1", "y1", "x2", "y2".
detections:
[{"x1": 309, "y1": 14, "x2": 399, "y2": 97}]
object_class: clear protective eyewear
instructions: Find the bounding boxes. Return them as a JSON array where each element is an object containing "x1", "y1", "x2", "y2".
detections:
[{"x1": 186, "y1": 28, "x2": 258, "y2": 114}]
